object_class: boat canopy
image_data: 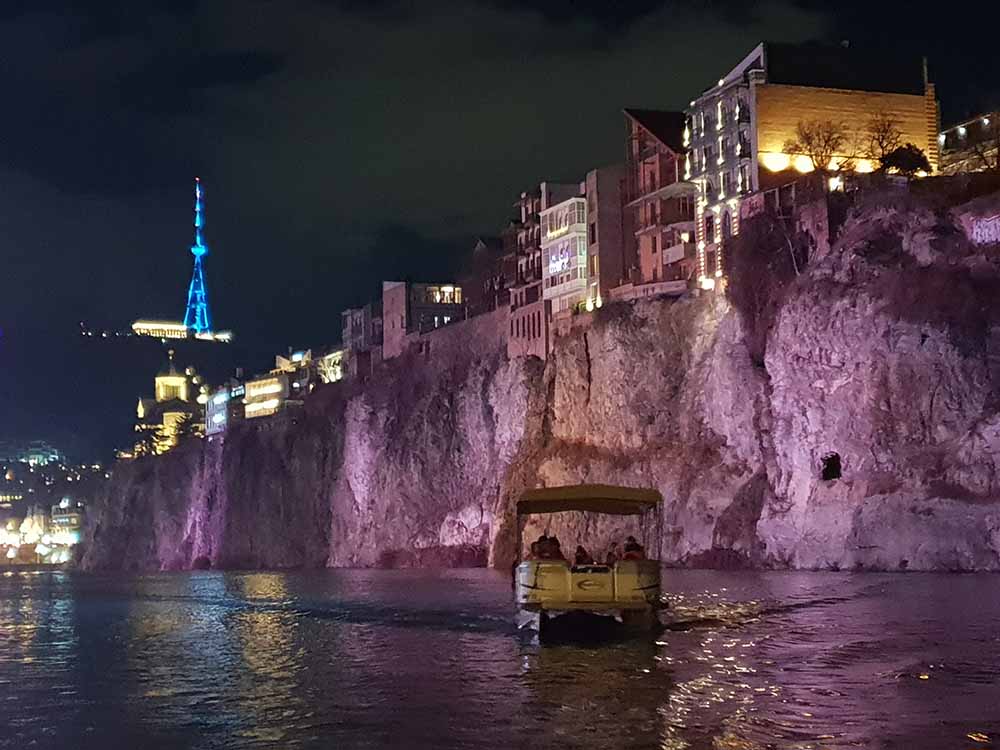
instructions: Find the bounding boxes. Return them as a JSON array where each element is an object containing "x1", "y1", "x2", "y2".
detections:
[{"x1": 516, "y1": 484, "x2": 662, "y2": 516}]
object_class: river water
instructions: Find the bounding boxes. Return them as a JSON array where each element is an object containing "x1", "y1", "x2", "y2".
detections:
[{"x1": 1, "y1": 569, "x2": 998, "y2": 749}]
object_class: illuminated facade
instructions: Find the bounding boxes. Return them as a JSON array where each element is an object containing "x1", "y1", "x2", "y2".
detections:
[
  {"x1": 205, "y1": 384, "x2": 246, "y2": 436},
  {"x1": 540, "y1": 196, "x2": 588, "y2": 314},
  {"x1": 134, "y1": 350, "x2": 207, "y2": 455},
  {"x1": 939, "y1": 111, "x2": 1000, "y2": 175},
  {"x1": 131, "y1": 320, "x2": 190, "y2": 339},
  {"x1": 243, "y1": 374, "x2": 289, "y2": 419},
  {"x1": 508, "y1": 182, "x2": 579, "y2": 360},
  {"x1": 315, "y1": 349, "x2": 345, "y2": 384},
  {"x1": 686, "y1": 41, "x2": 939, "y2": 287},
  {"x1": 0, "y1": 440, "x2": 65, "y2": 467},
  {"x1": 623, "y1": 109, "x2": 696, "y2": 285},
  {"x1": 382, "y1": 281, "x2": 465, "y2": 359}
]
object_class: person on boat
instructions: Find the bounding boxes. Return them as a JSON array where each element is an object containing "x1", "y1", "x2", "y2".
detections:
[
  {"x1": 574, "y1": 545, "x2": 594, "y2": 566},
  {"x1": 548, "y1": 535, "x2": 567, "y2": 561},
  {"x1": 529, "y1": 534, "x2": 548, "y2": 559},
  {"x1": 605, "y1": 541, "x2": 620, "y2": 565},
  {"x1": 623, "y1": 536, "x2": 645, "y2": 560}
]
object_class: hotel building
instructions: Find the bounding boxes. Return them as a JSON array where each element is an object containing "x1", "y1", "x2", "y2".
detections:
[
  {"x1": 540, "y1": 165, "x2": 628, "y2": 320},
  {"x1": 622, "y1": 109, "x2": 696, "y2": 285},
  {"x1": 686, "y1": 41, "x2": 940, "y2": 287},
  {"x1": 381, "y1": 281, "x2": 465, "y2": 360},
  {"x1": 508, "y1": 182, "x2": 580, "y2": 359}
]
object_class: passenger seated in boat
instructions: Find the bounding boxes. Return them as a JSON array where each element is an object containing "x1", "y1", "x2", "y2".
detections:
[
  {"x1": 548, "y1": 535, "x2": 567, "y2": 561},
  {"x1": 529, "y1": 534, "x2": 548, "y2": 560},
  {"x1": 623, "y1": 536, "x2": 645, "y2": 560},
  {"x1": 573, "y1": 545, "x2": 594, "y2": 566},
  {"x1": 605, "y1": 542, "x2": 620, "y2": 566}
]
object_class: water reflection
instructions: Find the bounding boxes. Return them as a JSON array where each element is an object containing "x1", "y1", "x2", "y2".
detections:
[{"x1": 1, "y1": 570, "x2": 999, "y2": 749}]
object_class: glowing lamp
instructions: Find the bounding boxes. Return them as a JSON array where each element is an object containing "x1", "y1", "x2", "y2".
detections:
[
  {"x1": 585, "y1": 297, "x2": 595, "y2": 312},
  {"x1": 793, "y1": 155, "x2": 814, "y2": 173},
  {"x1": 595, "y1": 295, "x2": 603, "y2": 309},
  {"x1": 759, "y1": 152, "x2": 791, "y2": 172},
  {"x1": 699, "y1": 276, "x2": 716, "y2": 291}
]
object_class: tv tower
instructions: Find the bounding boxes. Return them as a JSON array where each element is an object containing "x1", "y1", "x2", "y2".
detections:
[
  {"x1": 183, "y1": 177, "x2": 211, "y2": 334},
  {"x1": 127, "y1": 178, "x2": 232, "y2": 343}
]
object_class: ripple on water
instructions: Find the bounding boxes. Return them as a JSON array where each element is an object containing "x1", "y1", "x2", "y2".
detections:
[{"x1": 2, "y1": 570, "x2": 1000, "y2": 749}]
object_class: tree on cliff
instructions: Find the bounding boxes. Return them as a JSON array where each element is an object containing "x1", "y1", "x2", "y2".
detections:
[
  {"x1": 882, "y1": 143, "x2": 932, "y2": 177},
  {"x1": 132, "y1": 430, "x2": 156, "y2": 458},
  {"x1": 783, "y1": 120, "x2": 850, "y2": 173},
  {"x1": 172, "y1": 414, "x2": 201, "y2": 444},
  {"x1": 864, "y1": 112, "x2": 903, "y2": 169}
]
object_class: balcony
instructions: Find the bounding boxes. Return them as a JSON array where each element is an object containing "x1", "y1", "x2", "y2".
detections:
[{"x1": 662, "y1": 241, "x2": 695, "y2": 266}]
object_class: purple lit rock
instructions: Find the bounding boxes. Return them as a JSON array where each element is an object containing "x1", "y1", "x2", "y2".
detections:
[{"x1": 82, "y1": 189, "x2": 1000, "y2": 571}]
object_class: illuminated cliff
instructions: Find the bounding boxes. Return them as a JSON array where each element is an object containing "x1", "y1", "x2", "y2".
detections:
[{"x1": 82, "y1": 187, "x2": 1000, "y2": 571}]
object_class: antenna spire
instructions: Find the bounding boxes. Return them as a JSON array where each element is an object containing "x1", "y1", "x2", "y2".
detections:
[{"x1": 183, "y1": 177, "x2": 212, "y2": 333}]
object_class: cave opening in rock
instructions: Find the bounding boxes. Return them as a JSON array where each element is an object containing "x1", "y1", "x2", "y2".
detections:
[{"x1": 821, "y1": 452, "x2": 842, "y2": 480}]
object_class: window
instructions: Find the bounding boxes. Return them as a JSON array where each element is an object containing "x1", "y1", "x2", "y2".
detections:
[
  {"x1": 704, "y1": 144, "x2": 714, "y2": 165},
  {"x1": 588, "y1": 222, "x2": 597, "y2": 245},
  {"x1": 722, "y1": 170, "x2": 733, "y2": 197},
  {"x1": 651, "y1": 235, "x2": 658, "y2": 253},
  {"x1": 705, "y1": 214, "x2": 715, "y2": 244}
]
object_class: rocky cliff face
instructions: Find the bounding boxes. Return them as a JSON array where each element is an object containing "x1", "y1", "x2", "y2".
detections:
[{"x1": 83, "y1": 189, "x2": 1000, "y2": 571}]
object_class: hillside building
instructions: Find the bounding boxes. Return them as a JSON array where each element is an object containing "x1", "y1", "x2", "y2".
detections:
[{"x1": 686, "y1": 41, "x2": 940, "y2": 287}]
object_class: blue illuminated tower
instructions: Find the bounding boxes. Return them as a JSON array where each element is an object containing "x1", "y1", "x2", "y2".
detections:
[{"x1": 183, "y1": 178, "x2": 212, "y2": 334}]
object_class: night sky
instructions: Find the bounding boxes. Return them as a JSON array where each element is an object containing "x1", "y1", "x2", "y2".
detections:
[{"x1": 2, "y1": 0, "x2": 998, "y2": 460}]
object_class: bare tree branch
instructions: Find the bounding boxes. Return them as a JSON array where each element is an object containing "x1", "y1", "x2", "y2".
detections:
[
  {"x1": 865, "y1": 112, "x2": 903, "y2": 167},
  {"x1": 784, "y1": 120, "x2": 848, "y2": 173}
]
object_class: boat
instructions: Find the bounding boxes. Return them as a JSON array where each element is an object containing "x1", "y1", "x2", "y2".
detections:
[{"x1": 513, "y1": 484, "x2": 664, "y2": 639}]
